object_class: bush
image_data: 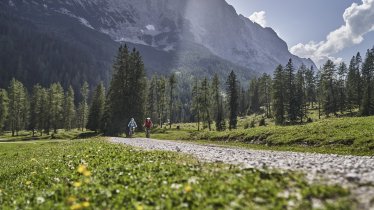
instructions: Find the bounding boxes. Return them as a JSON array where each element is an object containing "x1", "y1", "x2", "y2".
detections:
[
  {"x1": 243, "y1": 122, "x2": 250, "y2": 129},
  {"x1": 259, "y1": 118, "x2": 266, "y2": 126},
  {"x1": 250, "y1": 120, "x2": 256, "y2": 128}
]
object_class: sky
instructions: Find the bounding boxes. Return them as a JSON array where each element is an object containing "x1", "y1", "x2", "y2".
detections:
[{"x1": 226, "y1": 0, "x2": 374, "y2": 66}]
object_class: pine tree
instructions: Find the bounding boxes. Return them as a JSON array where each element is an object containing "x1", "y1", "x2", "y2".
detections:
[
  {"x1": 355, "y1": 52, "x2": 363, "y2": 108},
  {"x1": 226, "y1": 71, "x2": 239, "y2": 130},
  {"x1": 40, "y1": 87, "x2": 50, "y2": 135},
  {"x1": 216, "y1": 97, "x2": 226, "y2": 131},
  {"x1": 29, "y1": 84, "x2": 43, "y2": 136},
  {"x1": 272, "y1": 65, "x2": 285, "y2": 125},
  {"x1": 305, "y1": 66, "x2": 316, "y2": 108},
  {"x1": 360, "y1": 48, "x2": 374, "y2": 116},
  {"x1": 211, "y1": 74, "x2": 225, "y2": 131},
  {"x1": 8, "y1": 79, "x2": 28, "y2": 136},
  {"x1": 238, "y1": 87, "x2": 247, "y2": 117},
  {"x1": 156, "y1": 77, "x2": 166, "y2": 128},
  {"x1": 0, "y1": 89, "x2": 9, "y2": 134},
  {"x1": 104, "y1": 45, "x2": 146, "y2": 135},
  {"x1": 259, "y1": 73, "x2": 272, "y2": 118},
  {"x1": 128, "y1": 49, "x2": 147, "y2": 128},
  {"x1": 200, "y1": 78, "x2": 212, "y2": 130},
  {"x1": 346, "y1": 56, "x2": 358, "y2": 114},
  {"x1": 168, "y1": 74, "x2": 177, "y2": 129},
  {"x1": 295, "y1": 66, "x2": 306, "y2": 122},
  {"x1": 63, "y1": 86, "x2": 76, "y2": 131},
  {"x1": 315, "y1": 69, "x2": 323, "y2": 119},
  {"x1": 78, "y1": 82, "x2": 89, "y2": 131},
  {"x1": 248, "y1": 78, "x2": 260, "y2": 114},
  {"x1": 87, "y1": 82, "x2": 106, "y2": 132},
  {"x1": 146, "y1": 76, "x2": 158, "y2": 123},
  {"x1": 191, "y1": 79, "x2": 201, "y2": 131},
  {"x1": 49, "y1": 83, "x2": 64, "y2": 134},
  {"x1": 103, "y1": 45, "x2": 129, "y2": 135},
  {"x1": 321, "y1": 60, "x2": 337, "y2": 116},
  {"x1": 337, "y1": 62, "x2": 348, "y2": 113},
  {"x1": 284, "y1": 59, "x2": 297, "y2": 123}
]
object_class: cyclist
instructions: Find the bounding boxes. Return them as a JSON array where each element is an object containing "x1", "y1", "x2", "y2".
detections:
[
  {"x1": 143, "y1": 118, "x2": 153, "y2": 138},
  {"x1": 128, "y1": 118, "x2": 137, "y2": 137}
]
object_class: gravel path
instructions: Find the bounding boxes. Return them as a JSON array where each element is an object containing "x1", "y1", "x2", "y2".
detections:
[{"x1": 111, "y1": 137, "x2": 374, "y2": 209}]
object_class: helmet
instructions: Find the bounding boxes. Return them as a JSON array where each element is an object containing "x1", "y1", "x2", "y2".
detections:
[{"x1": 146, "y1": 117, "x2": 151, "y2": 120}]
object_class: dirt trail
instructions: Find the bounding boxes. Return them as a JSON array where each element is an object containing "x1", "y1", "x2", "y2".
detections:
[{"x1": 111, "y1": 137, "x2": 374, "y2": 209}]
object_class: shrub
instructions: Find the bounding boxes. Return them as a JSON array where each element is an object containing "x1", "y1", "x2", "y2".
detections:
[
  {"x1": 259, "y1": 118, "x2": 266, "y2": 126},
  {"x1": 244, "y1": 122, "x2": 250, "y2": 129},
  {"x1": 250, "y1": 120, "x2": 256, "y2": 128}
]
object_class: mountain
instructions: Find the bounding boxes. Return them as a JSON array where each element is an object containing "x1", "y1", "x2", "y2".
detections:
[{"x1": 0, "y1": 0, "x2": 315, "y2": 90}]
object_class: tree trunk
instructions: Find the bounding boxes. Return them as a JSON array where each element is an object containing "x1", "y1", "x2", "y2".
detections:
[
  {"x1": 318, "y1": 101, "x2": 321, "y2": 119},
  {"x1": 197, "y1": 111, "x2": 200, "y2": 131}
]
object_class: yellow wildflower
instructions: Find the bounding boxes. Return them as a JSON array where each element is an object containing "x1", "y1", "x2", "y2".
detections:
[
  {"x1": 73, "y1": 182, "x2": 82, "y2": 187},
  {"x1": 83, "y1": 170, "x2": 91, "y2": 177},
  {"x1": 31, "y1": 171, "x2": 37, "y2": 175},
  {"x1": 45, "y1": 167, "x2": 49, "y2": 170},
  {"x1": 67, "y1": 196, "x2": 77, "y2": 204},
  {"x1": 82, "y1": 201, "x2": 90, "y2": 208},
  {"x1": 84, "y1": 178, "x2": 91, "y2": 184},
  {"x1": 25, "y1": 181, "x2": 32, "y2": 185},
  {"x1": 184, "y1": 185, "x2": 192, "y2": 193},
  {"x1": 70, "y1": 203, "x2": 83, "y2": 210},
  {"x1": 135, "y1": 204, "x2": 144, "y2": 210},
  {"x1": 77, "y1": 165, "x2": 86, "y2": 173}
]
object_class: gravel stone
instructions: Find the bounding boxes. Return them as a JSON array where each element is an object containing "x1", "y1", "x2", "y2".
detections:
[{"x1": 111, "y1": 137, "x2": 374, "y2": 209}]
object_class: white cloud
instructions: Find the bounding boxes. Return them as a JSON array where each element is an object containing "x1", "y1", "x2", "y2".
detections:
[
  {"x1": 248, "y1": 11, "x2": 267, "y2": 28},
  {"x1": 290, "y1": 0, "x2": 374, "y2": 66}
]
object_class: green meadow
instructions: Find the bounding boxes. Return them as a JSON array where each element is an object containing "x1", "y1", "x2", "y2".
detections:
[
  {"x1": 147, "y1": 116, "x2": 374, "y2": 156},
  {"x1": 0, "y1": 138, "x2": 354, "y2": 209}
]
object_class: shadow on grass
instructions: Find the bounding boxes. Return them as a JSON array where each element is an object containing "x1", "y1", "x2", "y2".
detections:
[
  {"x1": 73, "y1": 132, "x2": 101, "y2": 139},
  {"x1": 0, "y1": 136, "x2": 50, "y2": 142},
  {"x1": 0, "y1": 130, "x2": 102, "y2": 142}
]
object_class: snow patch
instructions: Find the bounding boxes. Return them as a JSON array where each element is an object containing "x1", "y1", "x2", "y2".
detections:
[
  {"x1": 163, "y1": 45, "x2": 175, "y2": 51},
  {"x1": 58, "y1": 8, "x2": 71, "y2": 15},
  {"x1": 78, "y1": 17, "x2": 94, "y2": 30},
  {"x1": 115, "y1": 37, "x2": 147, "y2": 46},
  {"x1": 56, "y1": 8, "x2": 94, "y2": 30},
  {"x1": 146, "y1": 25, "x2": 155, "y2": 31}
]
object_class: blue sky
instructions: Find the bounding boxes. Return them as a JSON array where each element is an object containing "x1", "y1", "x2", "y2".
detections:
[{"x1": 226, "y1": 0, "x2": 374, "y2": 66}]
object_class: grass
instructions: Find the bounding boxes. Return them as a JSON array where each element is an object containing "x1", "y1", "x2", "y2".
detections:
[
  {"x1": 145, "y1": 116, "x2": 374, "y2": 156},
  {"x1": 0, "y1": 138, "x2": 355, "y2": 209},
  {"x1": 0, "y1": 130, "x2": 98, "y2": 142}
]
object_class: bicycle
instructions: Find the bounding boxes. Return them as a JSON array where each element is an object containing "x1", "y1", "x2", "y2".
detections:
[
  {"x1": 145, "y1": 128, "x2": 151, "y2": 138},
  {"x1": 128, "y1": 127, "x2": 135, "y2": 137}
]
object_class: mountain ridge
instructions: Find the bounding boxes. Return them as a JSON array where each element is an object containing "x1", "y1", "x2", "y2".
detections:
[{"x1": 0, "y1": 0, "x2": 316, "y2": 90}]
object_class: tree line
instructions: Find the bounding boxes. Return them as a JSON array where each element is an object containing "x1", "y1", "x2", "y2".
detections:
[
  {"x1": 169, "y1": 46, "x2": 374, "y2": 129},
  {"x1": 0, "y1": 79, "x2": 92, "y2": 136},
  {"x1": 246, "y1": 47, "x2": 374, "y2": 125},
  {"x1": 1, "y1": 46, "x2": 373, "y2": 135}
]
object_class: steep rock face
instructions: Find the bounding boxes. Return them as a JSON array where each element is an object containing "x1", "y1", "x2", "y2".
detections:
[
  {"x1": 45, "y1": 0, "x2": 314, "y2": 72},
  {"x1": 1, "y1": 0, "x2": 315, "y2": 87}
]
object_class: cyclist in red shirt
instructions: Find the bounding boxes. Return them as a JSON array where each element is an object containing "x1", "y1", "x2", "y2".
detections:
[{"x1": 143, "y1": 118, "x2": 153, "y2": 138}]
